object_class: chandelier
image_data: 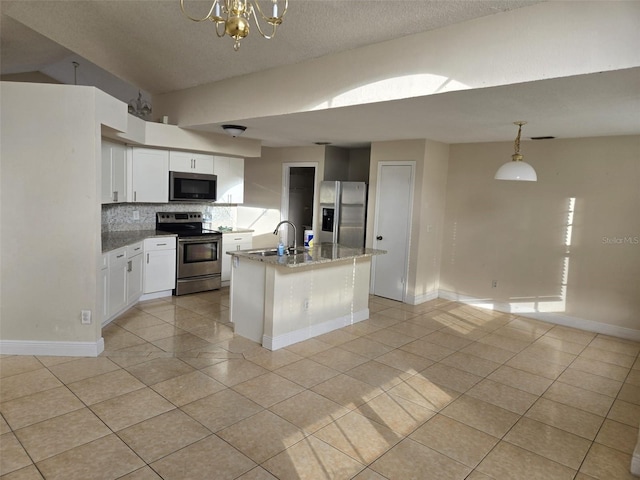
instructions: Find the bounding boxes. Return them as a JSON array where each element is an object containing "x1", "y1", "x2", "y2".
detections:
[{"x1": 180, "y1": 0, "x2": 288, "y2": 51}]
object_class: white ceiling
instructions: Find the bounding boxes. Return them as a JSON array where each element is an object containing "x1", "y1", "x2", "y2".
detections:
[{"x1": 2, "y1": 0, "x2": 639, "y2": 148}]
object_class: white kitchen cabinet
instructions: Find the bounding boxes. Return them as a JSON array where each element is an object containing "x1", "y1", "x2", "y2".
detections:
[
  {"x1": 107, "y1": 247, "x2": 128, "y2": 319},
  {"x1": 169, "y1": 150, "x2": 214, "y2": 174},
  {"x1": 100, "y1": 254, "x2": 109, "y2": 323},
  {"x1": 221, "y1": 231, "x2": 252, "y2": 285},
  {"x1": 101, "y1": 140, "x2": 127, "y2": 204},
  {"x1": 130, "y1": 147, "x2": 169, "y2": 203},
  {"x1": 104, "y1": 242, "x2": 144, "y2": 324},
  {"x1": 214, "y1": 156, "x2": 244, "y2": 204},
  {"x1": 126, "y1": 242, "x2": 144, "y2": 304},
  {"x1": 143, "y1": 237, "x2": 176, "y2": 294}
]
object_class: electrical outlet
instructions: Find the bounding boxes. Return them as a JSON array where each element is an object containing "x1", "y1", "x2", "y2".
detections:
[
  {"x1": 492, "y1": 280, "x2": 498, "y2": 288},
  {"x1": 132, "y1": 210, "x2": 140, "y2": 221},
  {"x1": 81, "y1": 310, "x2": 92, "y2": 325}
]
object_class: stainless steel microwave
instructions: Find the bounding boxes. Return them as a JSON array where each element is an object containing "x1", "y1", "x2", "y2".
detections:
[{"x1": 169, "y1": 171, "x2": 217, "y2": 202}]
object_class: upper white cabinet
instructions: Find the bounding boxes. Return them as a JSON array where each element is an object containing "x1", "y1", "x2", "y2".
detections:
[
  {"x1": 214, "y1": 156, "x2": 244, "y2": 204},
  {"x1": 169, "y1": 150, "x2": 214, "y2": 174},
  {"x1": 101, "y1": 140, "x2": 127, "y2": 204},
  {"x1": 130, "y1": 147, "x2": 169, "y2": 203}
]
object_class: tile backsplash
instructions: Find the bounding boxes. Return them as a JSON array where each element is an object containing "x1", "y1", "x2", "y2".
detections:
[{"x1": 102, "y1": 203, "x2": 236, "y2": 232}]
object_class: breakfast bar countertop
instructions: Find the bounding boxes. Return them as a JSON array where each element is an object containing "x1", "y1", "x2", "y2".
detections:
[{"x1": 229, "y1": 243, "x2": 386, "y2": 268}]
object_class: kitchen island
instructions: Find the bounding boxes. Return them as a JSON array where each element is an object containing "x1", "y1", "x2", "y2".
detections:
[{"x1": 229, "y1": 244, "x2": 385, "y2": 350}]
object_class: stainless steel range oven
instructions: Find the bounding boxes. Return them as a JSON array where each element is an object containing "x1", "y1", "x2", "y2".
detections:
[{"x1": 156, "y1": 212, "x2": 222, "y2": 296}]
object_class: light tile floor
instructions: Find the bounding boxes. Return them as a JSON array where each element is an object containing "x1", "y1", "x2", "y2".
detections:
[{"x1": 1, "y1": 290, "x2": 639, "y2": 479}]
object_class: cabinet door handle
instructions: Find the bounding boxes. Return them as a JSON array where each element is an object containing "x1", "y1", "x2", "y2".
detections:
[
  {"x1": 113, "y1": 191, "x2": 118, "y2": 202},
  {"x1": 127, "y1": 260, "x2": 132, "y2": 272},
  {"x1": 147, "y1": 253, "x2": 150, "y2": 264},
  {"x1": 134, "y1": 191, "x2": 137, "y2": 202},
  {"x1": 116, "y1": 254, "x2": 125, "y2": 259},
  {"x1": 157, "y1": 243, "x2": 167, "y2": 246}
]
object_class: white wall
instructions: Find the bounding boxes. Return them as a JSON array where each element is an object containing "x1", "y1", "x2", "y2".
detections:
[
  {"x1": 411, "y1": 140, "x2": 449, "y2": 303},
  {"x1": 367, "y1": 139, "x2": 449, "y2": 304},
  {"x1": 1, "y1": 82, "x2": 125, "y2": 354},
  {"x1": 237, "y1": 146, "x2": 326, "y2": 248},
  {"x1": 440, "y1": 135, "x2": 640, "y2": 338}
]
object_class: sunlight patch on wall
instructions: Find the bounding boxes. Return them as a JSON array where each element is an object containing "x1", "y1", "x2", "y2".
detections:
[{"x1": 311, "y1": 74, "x2": 470, "y2": 110}]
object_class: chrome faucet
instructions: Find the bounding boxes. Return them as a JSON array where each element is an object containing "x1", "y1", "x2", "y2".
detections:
[{"x1": 273, "y1": 220, "x2": 297, "y2": 252}]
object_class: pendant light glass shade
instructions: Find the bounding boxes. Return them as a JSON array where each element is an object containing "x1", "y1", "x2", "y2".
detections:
[
  {"x1": 495, "y1": 121, "x2": 537, "y2": 182},
  {"x1": 494, "y1": 160, "x2": 537, "y2": 181}
]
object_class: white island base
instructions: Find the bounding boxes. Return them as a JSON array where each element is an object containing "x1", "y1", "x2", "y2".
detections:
[{"x1": 229, "y1": 248, "x2": 376, "y2": 350}]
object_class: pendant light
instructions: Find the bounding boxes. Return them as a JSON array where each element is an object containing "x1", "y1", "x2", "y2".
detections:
[{"x1": 494, "y1": 121, "x2": 537, "y2": 181}]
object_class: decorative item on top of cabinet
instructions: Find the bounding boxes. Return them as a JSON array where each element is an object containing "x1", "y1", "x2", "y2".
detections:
[
  {"x1": 169, "y1": 150, "x2": 214, "y2": 175},
  {"x1": 129, "y1": 147, "x2": 169, "y2": 203},
  {"x1": 221, "y1": 231, "x2": 252, "y2": 286},
  {"x1": 214, "y1": 156, "x2": 244, "y2": 204},
  {"x1": 101, "y1": 140, "x2": 127, "y2": 204}
]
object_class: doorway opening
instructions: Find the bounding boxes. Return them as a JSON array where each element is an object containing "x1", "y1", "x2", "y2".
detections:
[{"x1": 282, "y1": 163, "x2": 317, "y2": 248}]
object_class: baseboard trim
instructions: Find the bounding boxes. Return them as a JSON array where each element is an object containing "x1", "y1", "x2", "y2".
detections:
[
  {"x1": 405, "y1": 290, "x2": 439, "y2": 305},
  {"x1": 438, "y1": 289, "x2": 640, "y2": 342},
  {"x1": 0, "y1": 337, "x2": 105, "y2": 357},
  {"x1": 263, "y1": 308, "x2": 370, "y2": 351},
  {"x1": 139, "y1": 290, "x2": 173, "y2": 302}
]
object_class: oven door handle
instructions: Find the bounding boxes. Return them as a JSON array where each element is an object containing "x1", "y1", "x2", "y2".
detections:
[{"x1": 178, "y1": 237, "x2": 220, "y2": 244}]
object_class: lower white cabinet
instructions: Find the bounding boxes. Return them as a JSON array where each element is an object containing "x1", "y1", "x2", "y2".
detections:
[
  {"x1": 107, "y1": 247, "x2": 128, "y2": 319},
  {"x1": 143, "y1": 237, "x2": 177, "y2": 294},
  {"x1": 103, "y1": 240, "x2": 154, "y2": 325},
  {"x1": 222, "y1": 231, "x2": 252, "y2": 285},
  {"x1": 100, "y1": 254, "x2": 109, "y2": 322},
  {"x1": 126, "y1": 243, "x2": 144, "y2": 304}
]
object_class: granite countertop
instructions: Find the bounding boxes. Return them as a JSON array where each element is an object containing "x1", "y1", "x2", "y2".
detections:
[
  {"x1": 102, "y1": 230, "x2": 177, "y2": 253},
  {"x1": 229, "y1": 243, "x2": 386, "y2": 268}
]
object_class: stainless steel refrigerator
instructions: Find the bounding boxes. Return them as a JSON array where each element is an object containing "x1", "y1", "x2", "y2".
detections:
[{"x1": 318, "y1": 181, "x2": 367, "y2": 248}]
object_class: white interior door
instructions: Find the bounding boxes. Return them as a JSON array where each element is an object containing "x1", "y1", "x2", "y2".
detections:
[{"x1": 372, "y1": 163, "x2": 414, "y2": 301}]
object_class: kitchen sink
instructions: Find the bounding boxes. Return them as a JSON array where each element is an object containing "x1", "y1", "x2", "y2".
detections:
[
  {"x1": 246, "y1": 247, "x2": 306, "y2": 257},
  {"x1": 256, "y1": 249, "x2": 279, "y2": 257}
]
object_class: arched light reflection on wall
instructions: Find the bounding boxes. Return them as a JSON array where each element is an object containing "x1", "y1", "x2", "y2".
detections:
[{"x1": 311, "y1": 74, "x2": 470, "y2": 111}]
